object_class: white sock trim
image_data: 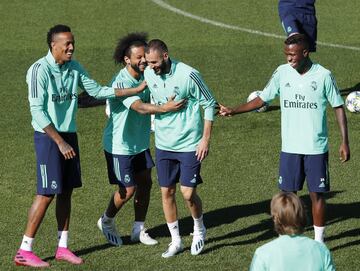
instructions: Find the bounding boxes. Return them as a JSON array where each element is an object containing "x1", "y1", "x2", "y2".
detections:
[
  {"x1": 58, "y1": 231, "x2": 69, "y2": 248},
  {"x1": 20, "y1": 235, "x2": 34, "y2": 252}
]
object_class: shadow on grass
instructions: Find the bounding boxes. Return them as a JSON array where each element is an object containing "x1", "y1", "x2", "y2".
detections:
[
  {"x1": 340, "y1": 83, "x2": 360, "y2": 97},
  {"x1": 71, "y1": 191, "x2": 359, "y2": 256}
]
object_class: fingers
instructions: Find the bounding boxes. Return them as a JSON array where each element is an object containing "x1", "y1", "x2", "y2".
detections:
[{"x1": 59, "y1": 142, "x2": 76, "y2": 160}]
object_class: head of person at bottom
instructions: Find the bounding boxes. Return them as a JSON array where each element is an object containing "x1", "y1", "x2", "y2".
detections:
[{"x1": 271, "y1": 191, "x2": 307, "y2": 235}]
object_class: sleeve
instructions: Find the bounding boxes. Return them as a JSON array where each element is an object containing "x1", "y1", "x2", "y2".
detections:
[
  {"x1": 76, "y1": 62, "x2": 115, "y2": 99},
  {"x1": 249, "y1": 250, "x2": 267, "y2": 271},
  {"x1": 27, "y1": 63, "x2": 52, "y2": 129},
  {"x1": 323, "y1": 247, "x2": 336, "y2": 271},
  {"x1": 188, "y1": 70, "x2": 217, "y2": 121},
  {"x1": 111, "y1": 79, "x2": 140, "y2": 109},
  {"x1": 260, "y1": 68, "x2": 281, "y2": 103},
  {"x1": 324, "y1": 72, "x2": 344, "y2": 107}
]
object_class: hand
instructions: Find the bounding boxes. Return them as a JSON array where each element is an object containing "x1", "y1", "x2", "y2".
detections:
[
  {"x1": 218, "y1": 103, "x2": 234, "y2": 116},
  {"x1": 135, "y1": 81, "x2": 147, "y2": 93},
  {"x1": 339, "y1": 143, "x2": 350, "y2": 163},
  {"x1": 162, "y1": 95, "x2": 186, "y2": 112},
  {"x1": 196, "y1": 138, "x2": 209, "y2": 162},
  {"x1": 58, "y1": 141, "x2": 76, "y2": 160}
]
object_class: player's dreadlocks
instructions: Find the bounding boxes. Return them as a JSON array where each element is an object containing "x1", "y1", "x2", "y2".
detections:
[{"x1": 113, "y1": 32, "x2": 148, "y2": 65}]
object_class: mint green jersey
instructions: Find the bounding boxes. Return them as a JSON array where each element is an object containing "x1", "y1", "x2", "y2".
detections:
[
  {"x1": 27, "y1": 51, "x2": 115, "y2": 132},
  {"x1": 103, "y1": 67, "x2": 151, "y2": 155},
  {"x1": 144, "y1": 59, "x2": 216, "y2": 152},
  {"x1": 250, "y1": 235, "x2": 335, "y2": 271},
  {"x1": 260, "y1": 63, "x2": 343, "y2": 154}
]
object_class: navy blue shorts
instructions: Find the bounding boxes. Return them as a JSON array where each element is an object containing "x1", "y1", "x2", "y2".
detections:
[
  {"x1": 104, "y1": 149, "x2": 154, "y2": 187},
  {"x1": 155, "y1": 148, "x2": 203, "y2": 188},
  {"x1": 280, "y1": 13, "x2": 317, "y2": 52},
  {"x1": 278, "y1": 152, "x2": 329, "y2": 193},
  {"x1": 34, "y1": 131, "x2": 82, "y2": 195}
]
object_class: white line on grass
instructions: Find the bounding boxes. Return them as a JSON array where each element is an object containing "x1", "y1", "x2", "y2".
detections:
[{"x1": 152, "y1": 0, "x2": 360, "y2": 51}]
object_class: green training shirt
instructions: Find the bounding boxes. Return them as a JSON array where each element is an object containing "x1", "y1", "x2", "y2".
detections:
[
  {"x1": 103, "y1": 67, "x2": 151, "y2": 155},
  {"x1": 27, "y1": 50, "x2": 115, "y2": 133},
  {"x1": 250, "y1": 235, "x2": 335, "y2": 271},
  {"x1": 144, "y1": 59, "x2": 216, "y2": 152},
  {"x1": 260, "y1": 63, "x2": 344, "y2": 155}
]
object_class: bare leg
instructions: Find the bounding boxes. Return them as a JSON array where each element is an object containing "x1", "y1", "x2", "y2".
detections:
[
  {"x1": 180, "y1": 186, "x2": 202, "y2": 219},
  {"x1": 56, "y1": 189, "x2": 72, "y2": 231},
  {"x1": 310, "y1": 192, "x2": 326, "y2": 226},
  {"x1": 24, "y1": 195, "x2": 54, "y2": 237},
  {"x1": 161, "y1": 185, "x2": 177, "y2": 223}
]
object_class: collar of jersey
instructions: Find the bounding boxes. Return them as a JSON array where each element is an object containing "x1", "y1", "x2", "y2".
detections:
[
  {"x1": 46, "y1": 50, "x2": 70, "y2": 72},
  {"x1": 162, "y1": 58, "x2": 178, "y2": 79}
]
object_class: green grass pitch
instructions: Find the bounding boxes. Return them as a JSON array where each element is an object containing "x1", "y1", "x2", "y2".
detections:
[{"x1": 1, "y1": 0, "x2": 359, "y2": 270}]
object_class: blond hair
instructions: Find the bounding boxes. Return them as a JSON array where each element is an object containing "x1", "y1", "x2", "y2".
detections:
[{"x1": 271, "y1": 192, "x2": 307, "y2": 235}]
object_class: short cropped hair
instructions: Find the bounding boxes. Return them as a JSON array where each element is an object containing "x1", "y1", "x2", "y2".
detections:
[
  {"x1": 284, "y1": 33, "x2": 310, "y2": 50},
  {"x1": 47, "y1": 24, "x2": 72, "y2": 50},
  {"x1": 271, "y1": 192, "x2": 307, "y2": 235},
  {"x1": 113, "y1": 32, "x2": 148, "y2": 65},
  {"x1": 146, "y1": 39, "x2": 168, "y2": 54}
]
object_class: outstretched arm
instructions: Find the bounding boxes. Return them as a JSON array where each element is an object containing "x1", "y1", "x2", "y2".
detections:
[
  {"x1": 114, "y1": 81, "x2": 147, "y2": 97},
  {"x1": 130, "y1": 95, "x2": 186, "y2": 114},
  {"x1": 334, "y1": 106, "x2": 350, "y2": 162},
  {"x1": 219, "y1": 97, "x2": 265, "y2": 116}
]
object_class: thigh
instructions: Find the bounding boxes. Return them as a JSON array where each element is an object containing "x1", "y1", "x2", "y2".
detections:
[
  {"x1": 34, "y1": 131, "x2": 64, "y2": 195},
  {"x1": 178, "y1": 151, "x2": 202, "y2": 188},
  {"x1": 304, "y1": 152, "x2": 329, "y2": 192},
  {"x1": 155, "y1": 148, "x2": 180, "y2": 187},
  {"x1": 278, "y1": 152, "x2": 305, "y2": 192},
  {"x1": 281, "y1": 14, "x2": 300, "y2": 35},
  {"x1": 297, "y1": 13, "x2": 317, "y2": 52},
  {"x1": 132, "y1": 149, "x2": 155, "y2": 174},
  {"x1": 61, "y1": 132, "x2": 82, "y2": 189},
  {"x1": 104, "y1": 151, "x2": 136, "y2": 188}
]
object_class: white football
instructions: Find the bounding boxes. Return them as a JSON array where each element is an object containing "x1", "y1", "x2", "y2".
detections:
[
  {"x1": 247, "y1": 90, "x2": 268, "y2": 112},
  {"x1": 345, "y1": 91, "x2": 360, "y2": 113}
]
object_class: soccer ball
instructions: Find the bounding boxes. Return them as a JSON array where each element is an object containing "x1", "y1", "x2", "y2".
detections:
[
  {"x1": 247, "y1": 90, "x2": 269, "y2": 112},
  {"x1": 345, "y1": 91, "x2": 360, "y2": 113}
]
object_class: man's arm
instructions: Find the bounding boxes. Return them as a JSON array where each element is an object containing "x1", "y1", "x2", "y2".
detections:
[
  {"x1": 334, "y1": 106, "x2": 350, "y2": 162},
  {"x1": 219, "y1": 97, "x2": 265, "y2": 116},
  {"x1": 43, "y1": 125, "x2": 76, "y2": 160},
  {"x1": 196, "y1": 120, "x2": 212, "y2": 162},
  {"x1": 114, "y1": 81, "x2": 147, "y2": 97},
  {"x1": 130, "y1": 95, "x2": 185, "y2": 114}
]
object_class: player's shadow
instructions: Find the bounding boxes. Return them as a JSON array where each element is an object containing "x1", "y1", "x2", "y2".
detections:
[
  {"x1": 340, "y1": 82, "x2": 360, "y2": 97},
  {"x1": 67, "y1": 190, "x2": 359, "y2": 257}
]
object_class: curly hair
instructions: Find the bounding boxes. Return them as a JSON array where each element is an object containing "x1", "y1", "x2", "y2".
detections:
[
  {"x1": 47, "y1": 24, "x2": 72, "y2": 50},
  {"x1": 113, "y1": 32, "x2": 148, "y2": 65}
]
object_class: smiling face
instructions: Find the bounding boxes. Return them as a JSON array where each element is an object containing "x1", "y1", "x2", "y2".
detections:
[
  {"x1": 284, "y1": 43, "x2": 309, "y2": 74},
  {"x1": 145, "y1": 49, "x2": 169, "y2": 75},
  {"x1": 125, "y1": 45, "x2": 147, "y2": 75},
  {"x1": 51, "y1": 32, "x2": 75, "y2": 65}
]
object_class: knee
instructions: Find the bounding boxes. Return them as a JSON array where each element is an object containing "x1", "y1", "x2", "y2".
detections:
[
  {"x1": 180, "y1": 187, "x2": 196, "y2": 202},
  {"x1": 36, "y1": 194, "x2": 54, "y2": 206},
  {"x1": 161, "y1": 186, "x2": 176, "y2": 200},
  {"x1": 118, "y1": 186, "x2": 135, "y2": 201}
]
